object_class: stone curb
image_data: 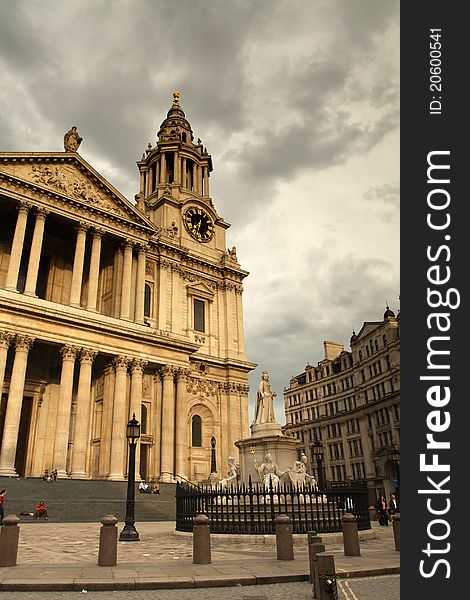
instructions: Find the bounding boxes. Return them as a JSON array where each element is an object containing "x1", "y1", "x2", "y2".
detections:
[{"x1": 0, "y1": 565, "x2": 399, "y2": 591}]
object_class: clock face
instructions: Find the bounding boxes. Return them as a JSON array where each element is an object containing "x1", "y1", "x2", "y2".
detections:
[{"x1": 183, "y1": 207, "x2": 215, "y2": 242}]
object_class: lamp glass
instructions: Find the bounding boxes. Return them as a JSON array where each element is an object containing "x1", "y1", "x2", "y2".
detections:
[{"x1": 126, "y1": 414, "x2": 141, "y2": 441}]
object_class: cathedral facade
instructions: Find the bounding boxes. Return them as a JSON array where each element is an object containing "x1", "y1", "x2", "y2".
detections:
[{"x1": 0, "y1": 93, "x2": 255, "y2": 482}]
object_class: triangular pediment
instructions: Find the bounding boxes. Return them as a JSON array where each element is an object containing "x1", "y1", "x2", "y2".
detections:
[
  {"x1": 0, "y1": 153, "x2": 154, "y2": 230},
  {"x1": 354, "y1": 322, "x2": 382, "y2": 340},
  {"x1": 186, "y1": 280, "x2": 215, "y2": 300}
]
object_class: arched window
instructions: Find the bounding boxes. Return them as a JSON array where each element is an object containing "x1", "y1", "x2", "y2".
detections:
[
  {"x1": 141, "y1": 404, "x2": 148, "y2": 434},
  {"x1": 192, "y1": 415, "x2": 202, "y2": 447},
  {"x1": 144, "y1": 284, "x2": 151, "y2": 317}
]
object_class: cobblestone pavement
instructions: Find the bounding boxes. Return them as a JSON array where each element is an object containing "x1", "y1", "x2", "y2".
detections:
[{"x1": 15, "y1": 521, "x2": 394, "y2": 564}]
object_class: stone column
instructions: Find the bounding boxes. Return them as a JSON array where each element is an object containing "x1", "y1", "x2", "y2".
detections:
[
  {"x1": 53, "y1": 345, "x2": 79, "y2": 478},
  {"x1": 139, "y1": 167, "x2": 146, "y2": 195},
  {"x1": 0, "y1": 335, "x2": 35, "y2": 476},
  {"x1": 86, "y1": 229, "x2": 102, "y2": 311},
  {"x1": 134, "y1": 244, "x2": 147, "y2": 324},
  {"x1": 108, "y1": 356, "x2": 130, "y2": 480},
  {"x1": 24, "y1": 208, "x2": 48, "y2": 296},
  {"x1": 120, "y1": 241, "x2": 133, "y2": 320},
  {"x1": 70, "y1": 348, "x2": 98, "y2": 478},
  {"x1": 0, "y1": 332, "x2": 15, "y2": 400},
  {"x1": 198, "y1": 166, "x2": 203, "y2": 196},
  {"x1": 175, "y1": 368, "x2": 190, "y2": 479},
  {"x1": 98, "y1": 363, "x2": 115, "y2": 476},
  {"x1": 182, "y1": 157, "x2": 187, "y2": 188},
  {"x1": 174, "y1": 150, "x2": 179, "y2": 184},
  {"x1": 129, "y1": 358, "x2": 147, "y2": 479},
  {"x1": 5, "y1": 202, "x2": 30, "y2": 292},
  {"x1": 192, "y1": 163, "x2": 197, "y2": 194},
  {"x1": 160, "y1": 153, "x2": 166, "y2": 184},
  {"x1": 202, "y1": 166, "x2": 207, "y2": 196},
  {"x1": 70, "y1": 223, "x2": 88, "y2": 307},
  {"x1": 155, "y1": 161, "x2": 160, "y2": 187},
  {"x1": 160, "y1": 366, "x2": 175, "y2": 480},
  {"x1": 112, "y1": 246, "x2": 123, "y2": 318}
]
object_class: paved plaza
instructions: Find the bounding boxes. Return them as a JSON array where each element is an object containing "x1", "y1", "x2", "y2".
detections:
[{"x1": 0, "y1": 520, "x2": 399, "y2": 592}]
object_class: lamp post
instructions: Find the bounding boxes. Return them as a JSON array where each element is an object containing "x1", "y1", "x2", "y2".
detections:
[
  {"x1": 312, "y1": 440, "x2": 325, "y2": 491},
  {"x1": 390, "y1": 445, "x2": 400, "y2": 503},
  {"x1": 119, "y1": 413, "x2": 141, "y2": 542},
  {"x1": 210, "y1": 436, "x2": 217, "y2": 474}
]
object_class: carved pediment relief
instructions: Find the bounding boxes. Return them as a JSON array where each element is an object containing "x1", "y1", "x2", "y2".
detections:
[{"x1": 0, "y1": 158, "x2": 151, "y2": 228}]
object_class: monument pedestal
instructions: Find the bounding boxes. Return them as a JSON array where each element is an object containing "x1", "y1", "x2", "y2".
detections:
[{"x1": 236, "y1": 423, "x2": 300, "y2": 485}]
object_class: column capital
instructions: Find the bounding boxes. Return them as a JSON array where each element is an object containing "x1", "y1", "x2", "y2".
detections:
[
  {"x1": 80, "y1": 348, "x2": 99, "y2": 364},
  {"x1": 0, "y1": 331, "x2": 15, "y2": 349},
  {"x1": 34, "y1": 206, "x2": 50, "y2": 219},
  {"x1": 130, "y1": 358, "x2": 148, "y2": 374},
  {"x1": 176, "y1": 367, "x2": 191, "y2": 381},
  {"x1": 122, "y1": 239, "x2": 135, "y2": 250},
  {"x1": 91, "y1": 228, "x2": 105, "y2": 239},
  {"x1": 60, "y1": 344, "x2": 80, "y2": 361},
  {"x1": 136, "y1": 242, "x2": 148, "y2": 254},
  {"x1": 14, "y1": 334, "x2": 35, "y2": 352},
  {"x1": 76, "y1": 221, "x2": 89, "y2": 233},
  {"x1": 17, "y1": 201, "x2": 32, "y2": 214},
  {"x1": 113, "y1": 355, "x2": 130, "y2": 370},
  {"x1": 159, "y1": 365, "x2": 176, "y2": 380},
  {"x1": 104, "y1": 361, "x2": 115, "y2": 376}
]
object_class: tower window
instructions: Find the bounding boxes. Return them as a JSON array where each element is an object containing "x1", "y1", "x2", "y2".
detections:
[
  {"x1": 182, "y1": 133, "x2": 187, "y2": 142},
  {"x1": 192, "y1": 415, "x2": 202, "y2": 447},
  {"x1": 194, "y1": 299, "x2": 205, "y2": 332},
  {"x1": 144, "y1": 284, "x2": 152, "y2": 317},
  {"x1": 141, "y1": 404, "x2": 148, "y2": 434}
]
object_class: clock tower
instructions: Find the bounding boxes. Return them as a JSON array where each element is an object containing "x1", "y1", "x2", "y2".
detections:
[{"x1": 135, "y1": 92, "x2": 256, "y2": 481}]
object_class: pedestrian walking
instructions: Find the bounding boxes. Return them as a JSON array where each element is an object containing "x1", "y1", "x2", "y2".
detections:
[
  {"x1": 376, "y1": 495, "x2": 389, "y2": 526},
  {"x1": 0, "y1": 489, "x2": 6, "y2": 526},
  {"x1": 389, "y1": 493, "x2": 399, "y2": 515}
]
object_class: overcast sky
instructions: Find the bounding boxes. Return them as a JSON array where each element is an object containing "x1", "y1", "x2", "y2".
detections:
[{"x1": 0, "y1": 0, "x2": 399, "y2": 424}]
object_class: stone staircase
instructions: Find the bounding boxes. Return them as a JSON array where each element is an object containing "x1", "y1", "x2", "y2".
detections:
[{"x1": 0, "y1": 477, "x2": 176, "y2": 523}]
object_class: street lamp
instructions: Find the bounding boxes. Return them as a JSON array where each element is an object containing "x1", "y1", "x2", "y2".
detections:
[
  {"x1": 390, "y1": 445, "x2": 400, "y2": 502},
  {"x1": 312, "y1": 439, "x2": 325, "y2": 491},
  {"x1": 119, "y1": 413, "x2": 141, "y2": 542},
  {"x1": 210, "y1": 436, "x2": 217, "y2": 474}
]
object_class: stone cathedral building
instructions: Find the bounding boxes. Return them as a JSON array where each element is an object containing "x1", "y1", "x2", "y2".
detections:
[{"x1": 0, "y1": 92, "x2": 255, "y2": 483}]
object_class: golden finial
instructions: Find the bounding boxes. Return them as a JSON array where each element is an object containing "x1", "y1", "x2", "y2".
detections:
[{"x1": 172, "y1": 91, "x2": 180, "y2": 106}]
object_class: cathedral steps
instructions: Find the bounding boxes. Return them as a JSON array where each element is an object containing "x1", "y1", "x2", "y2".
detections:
[{"x1": 0, "y1": 478, "x2": 176, "y2": 523}]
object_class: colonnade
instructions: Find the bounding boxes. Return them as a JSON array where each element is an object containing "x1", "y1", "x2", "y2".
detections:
[
  {"x1": 0, "y1": 331, "x2": 150, "y2": 479},
  {"x1": 3, "y1": 201, "x2": 148, "y2": 325},
  {"x1": 0, "y1": 330, "x2": 202, "y2": 480}
]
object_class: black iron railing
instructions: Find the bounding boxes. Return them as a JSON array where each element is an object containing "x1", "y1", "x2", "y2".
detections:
[{"x1": 175, "y1": 477, "x2": 370, "y2": 534}]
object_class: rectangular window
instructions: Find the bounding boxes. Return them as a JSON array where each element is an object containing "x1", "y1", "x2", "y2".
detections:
[{"x1": 194, "y1": 299, "x2": 205, "y2": 332}]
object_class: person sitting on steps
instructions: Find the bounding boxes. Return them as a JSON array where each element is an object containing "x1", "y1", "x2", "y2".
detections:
[
  {"x1": 139, "y1": 480, "x2": 150, "y2": 493},
  {"x1": 34, "y1": 500, "x2": 48, "y2": 520}
]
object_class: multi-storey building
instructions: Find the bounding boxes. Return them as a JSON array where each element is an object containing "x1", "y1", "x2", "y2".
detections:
[
  {"x1": 0, "y1": 92, "x2": 255, "y2": 483},
  {"x1": 284, "y1": 308, "x2": 400, "y2": 504}
]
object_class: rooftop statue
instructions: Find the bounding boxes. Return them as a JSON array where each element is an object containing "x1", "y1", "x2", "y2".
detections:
[{"x1": 64, "y1": 126, "x2": 83, "y2": 152}]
